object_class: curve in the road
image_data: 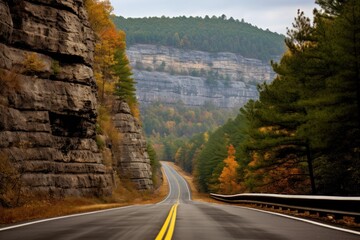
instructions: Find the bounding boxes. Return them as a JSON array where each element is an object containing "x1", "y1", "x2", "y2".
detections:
[{"x1": 0, "y1": 161, "x2": 359, "y2": 240}]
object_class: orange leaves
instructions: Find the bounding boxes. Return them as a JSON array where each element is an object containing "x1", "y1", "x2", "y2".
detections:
[
  {"x1": 101, "y1": 28, "x2": 126, "y2": 50},
  {"x1": 218, "y1": 145, "x2": 241, "y2": 194},
  {"x1": 85, "y1": 0, "x2": 114, "y2": 36},
  {"x1": 85, "y1": 0, "x2": 128, "y2": 103}
]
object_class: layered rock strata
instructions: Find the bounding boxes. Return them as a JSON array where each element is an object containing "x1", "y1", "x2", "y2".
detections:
[
  {"x1": 127, "y1": 44, "x2": 274, "y2": 84},
  {"x1": 112, "y1": 101, "x2": 153, "y2": 190},
  {"x1": 0, "y1": 0, "x2": 112, "y2": 197},
  {"x1": 127, "y1": 44, "x2": 273, "y2": 108},
  {"x1": 134, "y1": 70, "x2": 258, "y2": 108}
]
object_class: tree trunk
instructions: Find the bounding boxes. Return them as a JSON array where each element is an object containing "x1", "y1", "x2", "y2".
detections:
[{"x1": 306, "y1": 141, "x2": 316, "y2": 194}]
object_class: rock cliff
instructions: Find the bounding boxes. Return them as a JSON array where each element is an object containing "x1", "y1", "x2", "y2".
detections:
[
  {"x1": 112, "y1": 101, "x2": 153, "y2": 190},
  {"x1": 127, "y1": 44, "x2": 274, "y2": 108},
  {"x1": 0, "y1": 0, "x2": 113, "y2": 198},
  {"x1": 134, "y1": 71, "x2": 258, "y2": 108}
]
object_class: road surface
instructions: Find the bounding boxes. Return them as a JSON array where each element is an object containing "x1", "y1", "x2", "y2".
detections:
[{"x1": 1, "y1": 162, "x2": 359, "y2": 239}]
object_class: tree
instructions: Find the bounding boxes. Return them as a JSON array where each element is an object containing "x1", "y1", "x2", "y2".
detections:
[
  {"x1": 299, "y1": 0, "x2": 360, "y2": 194},
  {"x1": 218, "y1": 145, "x2": 241, "y2": 194},
  {"x1": 85, "y1": 0, "x2": 114, "y2": 36},
  {"x1": 86, "y1": 0, "x2": 122, "y2": 103},
  {"x1": 113, "y1": 47, "x2": 138, "y2": 110},
  {"x1": 240, "y1": 1, "x2": 360, "y2": 195},
  {"x1": 112, "y1": 15, "x2": 285, "y2": 61}
]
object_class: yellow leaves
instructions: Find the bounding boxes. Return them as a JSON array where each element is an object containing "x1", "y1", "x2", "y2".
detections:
[
  {"x1": 97, "y1": 105, "x2": 121, "y2": 143},
  {"x1": 95, "y1": 41, "x2": 116, "y2": 65},
  {"x1": 85, "y1": 0, "x2": 114, "y2": 36},
  {"x1": 167, "y1": 107, "x2": 175, "y2": 117},
  {"x1": 218, "y1": 145, "x2": 241, "y2": 194},
  {"x1": 129, "y1": 102, "x2": 141, "y2": 121},
  {"x1": 85, "y1": 0, "x2": 140, "y2": 140},
  {"x1": 203, "y1": 132, "x2": 209, "y2": 142},
  {"x1": 165, "y1": 121, "x2": 176, "y2": 132},
  {"x1": 85, "y1": 0, "x2": 127, "y2": 103}
]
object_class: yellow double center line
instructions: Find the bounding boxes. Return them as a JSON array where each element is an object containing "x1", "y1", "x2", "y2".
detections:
[
  {"x1": 155, "y1": 203, "x2": 179, "y2": 240},
  {"x1": 155, "y1": 166, "x2": 182, "y2": 240}
]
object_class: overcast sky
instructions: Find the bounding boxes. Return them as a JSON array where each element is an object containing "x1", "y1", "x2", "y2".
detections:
[{"x1": 109, "y1": 0, "x2": 317, "y2": 35}]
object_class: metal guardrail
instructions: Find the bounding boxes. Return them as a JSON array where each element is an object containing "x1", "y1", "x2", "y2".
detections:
[{"x1": 210, "y1": 193, "x2": 360, "y2": 223}]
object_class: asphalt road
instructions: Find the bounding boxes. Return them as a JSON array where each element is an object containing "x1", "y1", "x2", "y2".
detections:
[{"x1": 0, "y1": 162, "x2": 359, "y2": 240}]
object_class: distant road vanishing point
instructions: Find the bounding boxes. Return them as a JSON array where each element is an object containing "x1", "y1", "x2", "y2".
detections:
[{"x1": 1, "y1": 162, "x2": 359, "y2": 240}]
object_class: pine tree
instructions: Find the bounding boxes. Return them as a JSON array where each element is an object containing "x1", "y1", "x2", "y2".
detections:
[
  {"x1": 240, "y1": 11, "x2": 318, "y2": 194},
  {"x1": 299, "y1": 0, "x2": 360, "y2": 194},
  {"x1": 113, "y1": 48, "x2": 137, "y2": 108},
  {"x1": 241, "y1": 1, "x2": 360, "y2": 195}
]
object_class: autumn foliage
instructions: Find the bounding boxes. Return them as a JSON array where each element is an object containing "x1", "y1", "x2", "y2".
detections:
[
  {"x1": 218, "y1": 145, "x2": 241, "y2": 194},
  {"x1": 85, "y1": 0, "x2": 136, "y2": 108}
]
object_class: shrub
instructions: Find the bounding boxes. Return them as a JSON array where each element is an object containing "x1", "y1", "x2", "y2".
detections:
[
  {"x1": 51, "y1": 60, "x2": 61, "y2": 75},
  {"x1": 23, "y1": 52, "x2": 45, "y2": 73},
  {"x1": 0, "y1": 155, "x2": 24, "y2": 208},
  {"x1": 0, "y1": 69, "x2": 22, "y2": 95}
]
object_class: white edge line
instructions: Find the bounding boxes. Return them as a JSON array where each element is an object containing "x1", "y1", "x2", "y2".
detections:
[
  {"x1": 175, "y1": 167, "x2": 192, "y2": 201},
  {"x1": 0, "y1": 204, "x2": 142, "y2": 232},
  {"x1": 235, "y1": 205, "x2": 360, "y2": 236},
  {"x1": 180, "y1": 175, "x2": 192, "y2": 201},
  {"x1": 0, "y1": 162, "x2": 175, "y2": 231},
  {"x1": 157, "y1": 163, "x2": 172, "y2": 205},
  {"x1": 165, "y1": 163, "x2": 192, "y2": 202}
]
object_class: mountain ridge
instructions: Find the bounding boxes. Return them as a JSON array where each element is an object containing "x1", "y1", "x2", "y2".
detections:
[{"x1": 113, "y1": 15, "x2": 285, "y2": 62}]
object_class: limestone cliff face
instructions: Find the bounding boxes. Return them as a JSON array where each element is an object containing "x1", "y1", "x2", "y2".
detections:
[
  {"x1": 0, "y1": 0, "x2": 112, "y2": 197},
  {"x1": 112, "y1": 101, "x2": 153, "y2": 190},
  {"x1": 127, "y1": 44, "x2": 274, "y2": 108},
  {"x1": 134, "y1": 71, "x2": 258, "y2": 108}
]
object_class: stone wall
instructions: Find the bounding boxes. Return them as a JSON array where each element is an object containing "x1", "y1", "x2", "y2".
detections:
[{"x1": 0, "y1": 0, "x2": 112, "y2": 197}]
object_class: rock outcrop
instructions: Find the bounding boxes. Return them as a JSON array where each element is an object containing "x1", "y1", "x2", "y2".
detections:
[
  {"x1": 0, "y1": 0, "x2": 112, "y2": 197},
  {"x1": 112, "y1": 101, "x2": 153, "y2": 190},
  {"x1": 127, "y1": 44, "x2": 273, "y2": 108},
  {"x1": 135, "y1": 71, "x2": 258, "y2": 108},
  {"x1": 128, "y1": 44, "x2": 274, "y2": 84}
]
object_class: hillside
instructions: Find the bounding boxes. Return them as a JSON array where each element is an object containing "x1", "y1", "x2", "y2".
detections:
[
  {"x1": 112, "y1": 15, "x2": 285, "y2": 62},
  {"x1": 176, "y1": 2, "x2": 360, "y2": 196},
  {"x1": 111, "y1": 15, "x2": 287, "y2": 162}
]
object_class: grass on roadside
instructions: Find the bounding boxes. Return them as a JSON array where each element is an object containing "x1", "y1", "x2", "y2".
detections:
[{"x1": 0, "y1": 169, "x2": 169, "y2": 225}]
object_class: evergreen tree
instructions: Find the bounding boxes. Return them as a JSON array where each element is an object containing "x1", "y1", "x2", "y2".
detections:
[
  {"x1": 113, "y1": 48, "x2": 137, "y2": 107},
  {"x1": 240, "y1": 0, "x2": 360, "y2": 195},
  {"x1": 112, "y1": 15, "x2": 285, "y2": 61},
  {"x1": 298, "y1": 0, "x2": 360, "y2": 194}
]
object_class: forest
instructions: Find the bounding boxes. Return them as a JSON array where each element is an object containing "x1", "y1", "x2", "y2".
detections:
[
  {"x1": 175, "y1": 0, "x2": 360, "y2": 196},
  {"x1": 112, "y1": 15, "x2": 285, "y2": 61},
  {"x1": 140, "y1": 102, "x2": 238, "y2": 161}
]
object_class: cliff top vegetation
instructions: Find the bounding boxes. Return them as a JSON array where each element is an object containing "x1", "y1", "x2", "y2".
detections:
[{"x1": 112, "y1": 15, "x2": 285, "y2": 62}]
